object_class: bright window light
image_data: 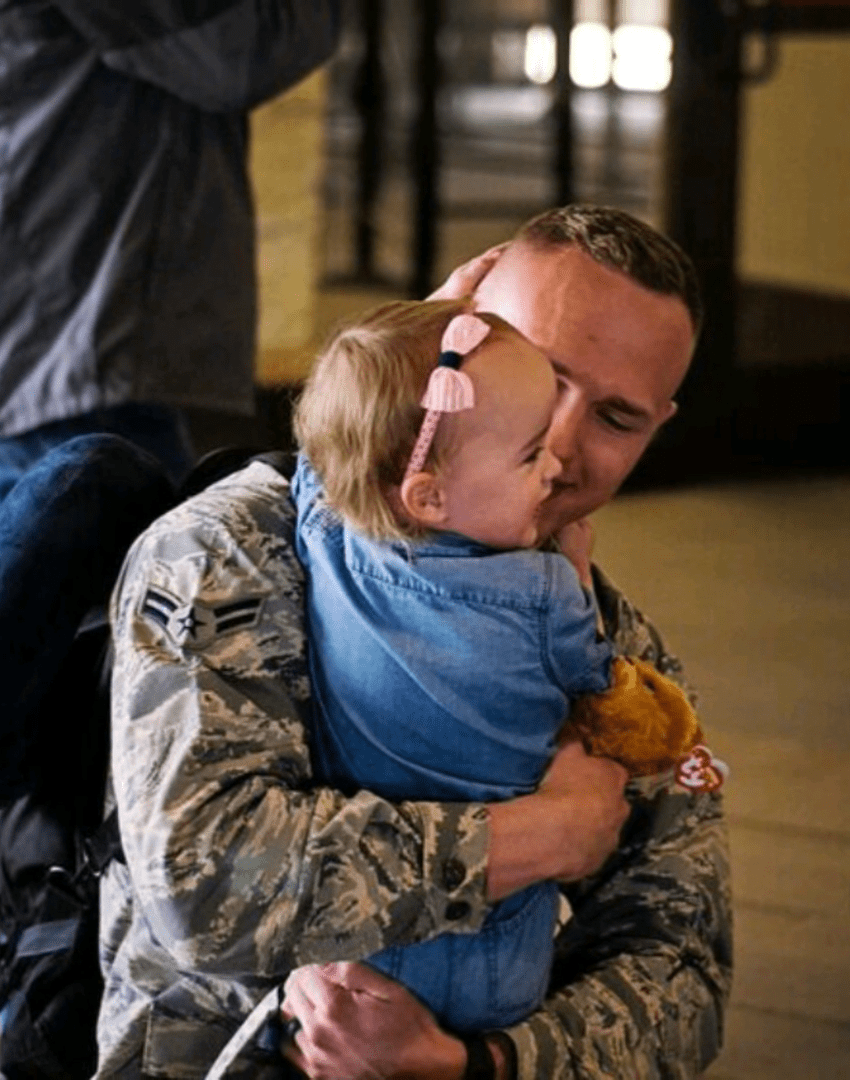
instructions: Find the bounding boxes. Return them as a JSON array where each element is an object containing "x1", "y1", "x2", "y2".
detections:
[
  {"x1": 569, "y1": 22, "x2": 612, "y2": 89},
  {"x1": 612, "y1": 25, "x2": 673, "y2": 92},
  {"x1": 524, "y1": 24, "x2": 557, "y2": 85}
]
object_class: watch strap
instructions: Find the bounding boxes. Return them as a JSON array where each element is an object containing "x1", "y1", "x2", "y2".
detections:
[{"x1": 461, "y1": 1033, "x2": 496, "y2": 1080}]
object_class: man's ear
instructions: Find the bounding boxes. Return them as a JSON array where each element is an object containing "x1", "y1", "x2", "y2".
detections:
[
  {"x1": 659, "y1": 399, "x2": 678, "y2": 425},
  {"x1": 399, "y1": 471, "x2": 448, "y2": 528}
]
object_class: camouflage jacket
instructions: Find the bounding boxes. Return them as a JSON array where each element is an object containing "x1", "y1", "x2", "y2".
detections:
[{"x1": 98, "y1": 460, "x2": 732, "y2": 1080}]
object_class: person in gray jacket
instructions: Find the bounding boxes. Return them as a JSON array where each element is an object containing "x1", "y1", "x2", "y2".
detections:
[{"x1": 0, "y1": 1, "x2": 339, "y2": 494}]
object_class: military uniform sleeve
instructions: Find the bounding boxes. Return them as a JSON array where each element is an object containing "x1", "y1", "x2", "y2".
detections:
[
  {"x1": 53, "y1": 1, "x2": 340, "y2": 111},
  {"x1": 109, "y1": 462, "x2": 489, "y2": 980},
  {"x1": 504, "y1": 566, "x2": 732, "y2": 1079}
]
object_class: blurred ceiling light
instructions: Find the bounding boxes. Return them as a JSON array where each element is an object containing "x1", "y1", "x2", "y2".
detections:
[
  {"x1": 612, "y1": 25, "x2": 673, "y2": 91},
  {"x1": 569, "y1": 22, "x2": 612, "y2": 90},
  {"x1": 524, "y1": 24, "x2": 557, "y2": 85}
]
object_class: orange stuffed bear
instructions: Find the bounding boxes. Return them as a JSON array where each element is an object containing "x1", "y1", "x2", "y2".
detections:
[{"x1": 567, "y1": 656, "x2": 726, "y2": 791}]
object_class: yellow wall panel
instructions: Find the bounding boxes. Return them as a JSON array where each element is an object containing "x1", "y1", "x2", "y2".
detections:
[
  {"x1": 251, "y1": 69, "x2": 327, "y2": 385},
  {"x1": 739, "y1": 35, "x2": 850, "y2": 296}
]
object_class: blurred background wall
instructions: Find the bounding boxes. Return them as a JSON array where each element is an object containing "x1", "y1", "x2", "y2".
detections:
[
  {"x1": 251, "y1": 70, "x2": 328, "y2": 387},
  {"x1": 210, "y1": 0, "x2": 850, "y2": 491},
  {"x1": 739, "y1": 32, "x2": 850, "y2": 295}
]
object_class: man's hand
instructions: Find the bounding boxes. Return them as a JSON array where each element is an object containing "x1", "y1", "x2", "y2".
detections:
[
  {"x1": 555, "y1": 517, "x2": 594, "y2": 589},
  {"x1": 427, "y1": 243, "x2": 508, "y2": 301},
  {"x1": 281, "y1": 962, "x2": 466, "y2": 1080},
  {"x1": 487, "y1": 740, "x2": 629, "y2": 900}
]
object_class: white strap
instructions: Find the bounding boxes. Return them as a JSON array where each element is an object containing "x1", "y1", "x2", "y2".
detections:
[{"x1": 203, "y1": 985, "x2": 282, "y2": 1080}]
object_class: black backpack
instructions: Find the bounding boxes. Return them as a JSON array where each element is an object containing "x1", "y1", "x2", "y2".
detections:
[
  {"x1": 0, "y1": 442, "x2": 293, "y2": 1080},
  {"x1": 0, "y1": 622, "x2": 121, "y2": 1080}
]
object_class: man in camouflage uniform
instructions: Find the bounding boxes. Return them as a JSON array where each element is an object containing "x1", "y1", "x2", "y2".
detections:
[{"x1": 101, "y1": 207, "x2": 732, "y2": 1079}]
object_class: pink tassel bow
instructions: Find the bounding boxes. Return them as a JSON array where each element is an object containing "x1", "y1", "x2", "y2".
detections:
[{"x1": 404, "y1": 314, "x2": 489, "y2": 480}]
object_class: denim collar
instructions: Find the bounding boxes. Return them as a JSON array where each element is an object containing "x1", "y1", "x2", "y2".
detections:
[{"x1": 391, "y1": 530, "x2": 501, "y2": 561}]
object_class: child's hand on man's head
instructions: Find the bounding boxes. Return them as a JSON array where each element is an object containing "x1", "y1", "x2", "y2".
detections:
[
  {"x1": 555, "y1": 518, "x2": 595, "y2": 588},
  {"x1": 427, "y1": 244, "x2": 508, "y2": 302}
]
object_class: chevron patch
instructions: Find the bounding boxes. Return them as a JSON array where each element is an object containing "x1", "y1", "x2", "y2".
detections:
[{"x1": 140, "y1": 587, "x2": 263, "y2": 648}]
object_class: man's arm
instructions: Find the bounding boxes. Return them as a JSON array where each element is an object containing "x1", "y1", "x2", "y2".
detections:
[
  {"x1": 109, "y1": 462, "x2": 489, "y2": 978},
  {"x1": 507, "y1": 790, "x2": 731, "y2": 1078},
  {"x1": 284, "y1": 787, "x2": 729, "y2": 1080},
  {"x1": 53, "y1": 1, "x2": 340, "y2": 111},
  {"x1": 109, "y1": 462, "x2": 626, "y2": 979},
  {"x1": 495, "y1": 569, "x2": 732, "y2": 1077},
  {"x1": 498, "y1": 568, "x2": 731, "y2": 1077},
  {"x1": 280, "y1": 569, "x2": 732, "y2": 1079},
  {"x1": 487, "y1": 741, "x2": 628, "y2": 900}
]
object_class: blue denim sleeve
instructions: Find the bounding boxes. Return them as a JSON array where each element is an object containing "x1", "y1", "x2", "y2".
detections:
[
  {"x1": 543, "y1": 552, "x2": 613, "y2": 696},
  {"x1": 290, "y1": 452, "x2": 323, "y2": 522}
]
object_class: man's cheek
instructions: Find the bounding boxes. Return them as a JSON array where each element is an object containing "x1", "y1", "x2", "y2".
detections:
[
  {"x1": 619, "y1": 446, "x2": 650, "y2": 490},
  {"x1": 596, "y1": 440, "x2": 644, "y2": 495}
]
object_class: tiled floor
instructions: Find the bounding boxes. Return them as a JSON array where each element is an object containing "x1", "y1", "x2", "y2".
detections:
[{"x1": 592, "y1": 478, "x2": 850, "y2": 1079}]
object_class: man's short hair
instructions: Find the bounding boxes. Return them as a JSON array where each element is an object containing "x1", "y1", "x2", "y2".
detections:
[{"x1": 517, "y1": 205, "x2": 703, "y2": 332}]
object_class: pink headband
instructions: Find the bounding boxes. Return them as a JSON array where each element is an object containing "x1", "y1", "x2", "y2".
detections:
[{"x1": 403, "y1": 314, "x2": 490, "y2": 481}]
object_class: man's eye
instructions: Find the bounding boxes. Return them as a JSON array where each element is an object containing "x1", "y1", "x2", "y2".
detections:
[
  {"x1": 598, "y1": 410, "x2": 635, "y2": 433},
  {"x1": 524, "y1": 446, "x2": 544, "y2": 464}
]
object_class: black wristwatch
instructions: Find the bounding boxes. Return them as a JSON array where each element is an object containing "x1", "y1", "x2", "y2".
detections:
[
  {"x1": 461, "y1": 1032, "x2": 518, "y2": 1080},
  {"x1": 461, "y1": 1033, "x2": 495, "y2": 1080}
]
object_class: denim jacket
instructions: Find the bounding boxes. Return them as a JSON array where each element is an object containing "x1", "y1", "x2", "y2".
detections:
[
  {"x1": 293, "y1": 455, "x2": 612, "y2": 803},
  {"x1": 292, "y1": 454, "x2": 612, "y2": 1031}
]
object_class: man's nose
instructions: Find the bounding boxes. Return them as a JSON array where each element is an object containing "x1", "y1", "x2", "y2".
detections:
[{"x1": 546, "y1": 395, "x2": 582, "y2": 467}]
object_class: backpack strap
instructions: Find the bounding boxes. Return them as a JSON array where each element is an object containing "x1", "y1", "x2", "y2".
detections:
[
  {"x1": 83, "y1": 810, "x2": 124, "y2": 876},
  {"x1": 250, "y1": 449, "x2": 297, "y2": 480},
  {"x1": 175, "y1": 446, "x2": 296, "y2": 503}
]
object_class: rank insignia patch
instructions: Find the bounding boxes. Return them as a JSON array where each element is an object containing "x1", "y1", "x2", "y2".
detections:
[{"x1": 140, "y1": 587, "x2": 263, "y2": 648}]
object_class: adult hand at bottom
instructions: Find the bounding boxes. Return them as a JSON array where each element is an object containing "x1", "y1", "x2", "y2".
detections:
[{"x1": 281, "y1": 962, "x2": 466, "y2": 1080}]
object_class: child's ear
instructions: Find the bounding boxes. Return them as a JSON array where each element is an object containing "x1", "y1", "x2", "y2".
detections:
[{"x1": 399, "y1": 471, "x2": 448, "y2": 527}]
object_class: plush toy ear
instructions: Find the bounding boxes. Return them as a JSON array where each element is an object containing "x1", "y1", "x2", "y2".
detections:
[
  {"x1": 399, "y1": 471, "x2": 448, "y2": 528},
  {"x1": 567, "y1": 656, "x2": 704, "y2": 776}
]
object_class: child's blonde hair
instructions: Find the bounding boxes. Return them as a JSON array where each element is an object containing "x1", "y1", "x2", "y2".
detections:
[{"x1": 294, "y1": 298, "x2": 476, "y2": 540}]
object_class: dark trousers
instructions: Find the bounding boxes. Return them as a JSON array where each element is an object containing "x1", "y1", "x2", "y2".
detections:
[{"x1": 0, "y1": 434, "x2": 174, "y2": 803}]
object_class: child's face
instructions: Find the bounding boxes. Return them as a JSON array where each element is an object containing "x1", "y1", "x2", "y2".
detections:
[{"x1": 437, "y1": 327, "x2": 561, "y2": 549}]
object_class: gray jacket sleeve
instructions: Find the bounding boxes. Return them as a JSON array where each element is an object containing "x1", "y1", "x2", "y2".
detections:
[
  {"x1": 506, "y1": 567, "x2": 733, "y2": 1079},
  {"x1": 108, "y1": 462, "x2": 490, "y2": 980},
  {"x1": 53, "y1": 0, "x2": 340, "y2": 110}
]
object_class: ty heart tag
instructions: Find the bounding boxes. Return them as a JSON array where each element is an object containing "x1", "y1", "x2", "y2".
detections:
[{"x1": 675, "y1": 745, "x2": 729, "y2": 793}]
